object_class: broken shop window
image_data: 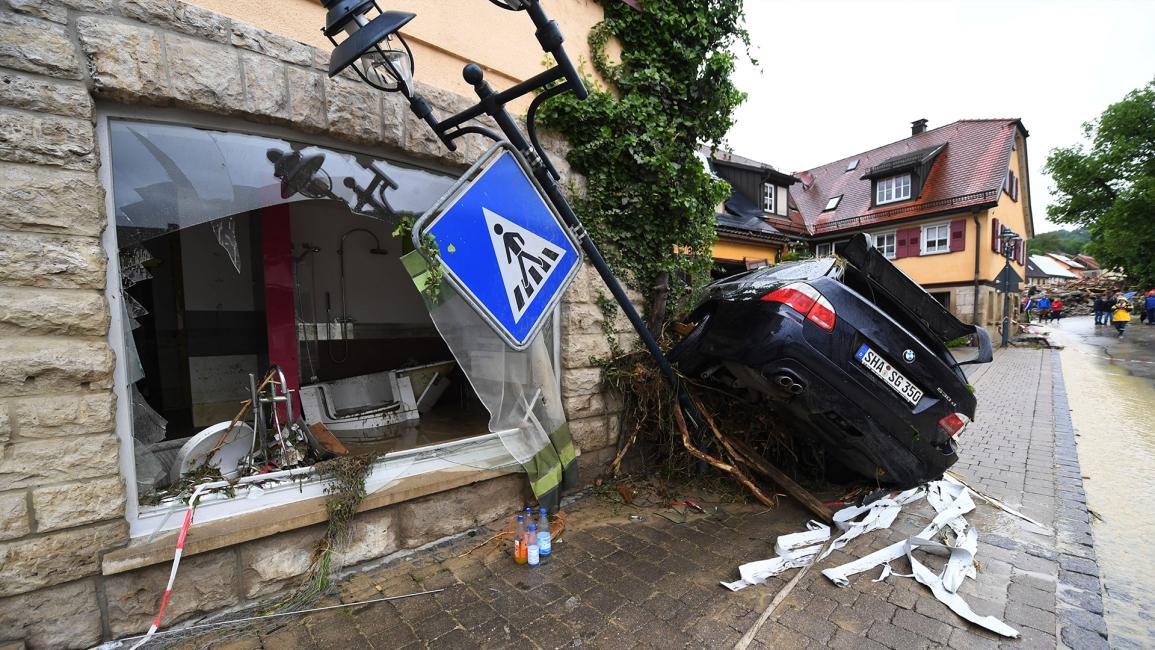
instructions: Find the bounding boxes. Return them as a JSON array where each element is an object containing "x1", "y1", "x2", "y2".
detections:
[{"x1": 107, "y1": 120, "x2": 564, "y2": 528}]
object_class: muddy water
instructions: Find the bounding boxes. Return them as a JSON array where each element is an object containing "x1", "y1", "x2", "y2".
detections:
[{"x1": 1049, "y1": 315, "x2": 1155, "y2": 647}]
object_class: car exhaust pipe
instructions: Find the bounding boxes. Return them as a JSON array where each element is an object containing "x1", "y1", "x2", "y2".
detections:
[{"x1": 772, "y1": 373, "x2": 806, "y2": 396}]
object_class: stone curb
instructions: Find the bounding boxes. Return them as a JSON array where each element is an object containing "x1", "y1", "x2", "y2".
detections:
[{"x1": 1050, "y1": 350, "x2": 1111, "y2": 649}]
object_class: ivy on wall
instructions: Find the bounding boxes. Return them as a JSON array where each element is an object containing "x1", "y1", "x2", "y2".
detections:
[{"x1": 539, "y1": 0, "x2": 751, "y2": 320}]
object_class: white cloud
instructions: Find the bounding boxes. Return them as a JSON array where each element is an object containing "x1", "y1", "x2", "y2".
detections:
[{"x1": 726, "y1": 0, "x2": 1155, "y2": 233}]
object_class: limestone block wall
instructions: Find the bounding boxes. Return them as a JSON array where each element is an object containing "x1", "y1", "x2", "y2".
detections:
[{"x1": 0, "y1": 1, "x2": 621, "y2": 647}]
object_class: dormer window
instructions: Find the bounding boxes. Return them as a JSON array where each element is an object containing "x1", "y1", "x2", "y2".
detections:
[
  {"x1": 762, "y1": 183, "x2": 775, "y2": 212},
  {"x1": 876, "y1": 173, "x2": 911, "y2": 205}
]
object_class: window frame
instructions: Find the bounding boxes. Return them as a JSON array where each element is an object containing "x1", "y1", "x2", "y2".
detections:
[
  {"x1": 872, "y1": 230, "x2": 897, "y2": 259},
  {"x1": 97, "y1": 107, "x2": 553, "y2": 538},
  {"x1": 921, "y1": 221, "x2": 952, "y2": 255},
  {"x1": 815, "y1": 242, "x2": 834, "y2": 257},
  {"x1": 875, "y1": 173, "x2": 912, "y2": 205},
  {"x1": 824, "y1": 195, "x2": 842, "y2": 212},
  {"x1": 762, "y1": 182, "x2": 775, "y2": 213}
]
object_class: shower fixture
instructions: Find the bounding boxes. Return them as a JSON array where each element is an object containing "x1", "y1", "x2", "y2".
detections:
[{"x1": 329, "y1": 228, "x2": 388, "y2": 363}]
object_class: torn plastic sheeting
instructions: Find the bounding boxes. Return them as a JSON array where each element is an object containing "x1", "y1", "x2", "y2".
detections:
[
  {"x1": 905, "y1": 537, "x2": 1019, "y2": 638},
  {"x1": 721, "y1": 486, "x2": 925, "y2": 592},
  {"x1": 724, "y1": 480, "x2": 1019, "y2": 638},
  {"x1": 820, "y1": 481, "x2": 1018, "y2": 638},
  {"x1": 821, "y1": 480, "x2": 976, "y2": 589}
]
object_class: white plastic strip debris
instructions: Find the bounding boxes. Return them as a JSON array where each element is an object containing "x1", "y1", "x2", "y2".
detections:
[
  {"x1": 723, "y1": 480, "x2": 1019, "y2": 638},
  {"x1": 721, "y1": 486, "x2": 924, "y2": 591}
]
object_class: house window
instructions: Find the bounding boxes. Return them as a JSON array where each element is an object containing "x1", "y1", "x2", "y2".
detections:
[
  {"x1": 876, "y1": 173, "x2": 912, "y2": 205},
  {"x1": 816, "y1": 242, "x2": 833, "y2": 257},
  {"x1": 762, "y1": 183, "x2": 775, "y2": 212},
  {"x1": 846, "y1": 159, "x2": 859, "y2": 171},
  {"x1": 824, "y1": 195, "x2": 842, "y2": 211},
  {"x1": 103, "y1": 117, "x2": 553, "y2": 537},
  {"x1": 873, "y1": 231, "x2": 897, "y2": 258},
  {"x1": 922, "y1": 222, "x2": 951, "y2": 254}
]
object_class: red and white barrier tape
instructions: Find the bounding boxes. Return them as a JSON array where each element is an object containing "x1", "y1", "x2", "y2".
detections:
[{"x1": 129, "y1": 483, "x2": 208, "y2": 650}]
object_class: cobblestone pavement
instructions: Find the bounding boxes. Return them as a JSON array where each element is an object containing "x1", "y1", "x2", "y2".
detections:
[{"x1": 167, "y1": 348, "x2": 1107, "y2": 650}]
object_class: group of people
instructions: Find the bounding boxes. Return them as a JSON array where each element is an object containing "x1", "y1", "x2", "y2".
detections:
[
  {"x1": 1022, "y1": 290, "x2": 1155, "y2": 338},
  {"x1": 1092, "y1": 290, "x2": 1155, "y2": 337},
  {"x1": 1021, "y1": 294, "x2": 1065, "y2": 323}
]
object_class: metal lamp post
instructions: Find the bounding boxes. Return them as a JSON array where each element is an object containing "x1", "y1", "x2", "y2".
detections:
[
  {"x1": 999, "y1": 227, "x2": 1021, "y2": 347},
  {"x1": 318, "y1": 0, "x2": 702, "y2": 423}
]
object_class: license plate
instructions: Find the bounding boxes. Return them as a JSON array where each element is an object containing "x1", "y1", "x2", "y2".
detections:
[{"x1": 855, "y1": 344, "x2": 924, "y2": 406}]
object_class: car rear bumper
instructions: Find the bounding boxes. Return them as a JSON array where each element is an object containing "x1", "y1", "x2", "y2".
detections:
[{"x1": 672, "y1": 305, "x2": 960, "y2": 487}]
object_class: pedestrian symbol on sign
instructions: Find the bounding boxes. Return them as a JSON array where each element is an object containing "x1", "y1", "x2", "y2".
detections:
[{"x1": 484, "y1": 207, "x2": 565, "y2": 321}]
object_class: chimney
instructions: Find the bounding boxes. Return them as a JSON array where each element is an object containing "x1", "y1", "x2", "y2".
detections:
[{"x1": 911, "y1": 118, "x2": 928, "y2": 135}]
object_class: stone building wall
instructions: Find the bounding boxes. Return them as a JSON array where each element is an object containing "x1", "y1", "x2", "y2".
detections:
[{"x1": 0, "y1": 2, "x2": 627, "y2": 647}]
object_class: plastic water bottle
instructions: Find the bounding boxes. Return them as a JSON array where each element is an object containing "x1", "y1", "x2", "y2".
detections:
[
  {"x1": 526, "y1": 524, "x2": 540, "y2": 566},
  {"x1": 525, "y1": 506, "x2": 535, "y2": 525},
  {"x1": 514, "y1": 514, "x2": 527, "y2": 565},
  {"x1": 537, "y1": 507, "x2": 552, "y2": 557}
]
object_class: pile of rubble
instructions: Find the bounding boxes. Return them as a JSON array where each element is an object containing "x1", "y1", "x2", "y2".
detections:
[{"x1": 1036, "y1": 277, "x2": 1130, "y2": 316}]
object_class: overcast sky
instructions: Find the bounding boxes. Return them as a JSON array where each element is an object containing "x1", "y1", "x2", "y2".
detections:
[{"x1": 725, "y1": 0, "x2": 1155, "y2": 234}]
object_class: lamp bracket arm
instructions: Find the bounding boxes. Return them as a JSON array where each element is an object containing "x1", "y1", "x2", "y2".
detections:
[
  {"x1": 526, "y1": 81, "x2": 572, "y2": 181},
  {"x1": 444, "y1": 125, "x2": 503, "y2": 145}
]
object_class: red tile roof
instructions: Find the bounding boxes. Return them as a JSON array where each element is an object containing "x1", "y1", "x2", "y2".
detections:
[{"x1": 792, "y1": 120, "x2": 1023, "y2": 235}]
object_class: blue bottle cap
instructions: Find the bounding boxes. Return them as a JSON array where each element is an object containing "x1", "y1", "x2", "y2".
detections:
[
  {"x1": 540, "y1": 507, "x2": 547, "y2": 515},
  {"x1": 528, "y1": 524, "x2": 537, "y2": 531},
  {"x1": 517, "y1": 514, "x2": 524, "y2": 521}
]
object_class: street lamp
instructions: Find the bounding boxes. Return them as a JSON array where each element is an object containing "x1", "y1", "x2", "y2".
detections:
[
  {"x1": 998, "y1": 226, "x2": 1022, "y2": 347},
  {"x1": 317, "y1": 0, "x2": 700, "y2": 424}
]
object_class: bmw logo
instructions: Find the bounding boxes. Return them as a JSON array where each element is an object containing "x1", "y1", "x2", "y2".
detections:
[{"x1": 902, "y1": 350, "x2": 916, "y2": 363}]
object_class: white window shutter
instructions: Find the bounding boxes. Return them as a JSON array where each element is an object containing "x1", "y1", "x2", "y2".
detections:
[{"x1": 776, "y1": 186, "x2": 788, "y2": 216}]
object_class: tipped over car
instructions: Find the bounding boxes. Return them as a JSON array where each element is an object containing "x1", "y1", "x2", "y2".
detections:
[{"x1": 670, "y1": 233, "x2": 992, "y2": 488}]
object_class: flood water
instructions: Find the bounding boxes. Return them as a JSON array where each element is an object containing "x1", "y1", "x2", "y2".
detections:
[{"x1": 1049, "y1": 315, "x2": 1155, "y2": 647}]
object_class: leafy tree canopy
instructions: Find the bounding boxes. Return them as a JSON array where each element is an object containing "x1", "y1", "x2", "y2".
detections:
[
  {"x1": 539, "y1": 0, "x2": 750, "y2": 321},
  {"x1": 1045, "y1": 78, "x2": 1155, "y2": 284},
  {"x1": 1026, "y1": 228, "x2": 1090, "y2": 255}
]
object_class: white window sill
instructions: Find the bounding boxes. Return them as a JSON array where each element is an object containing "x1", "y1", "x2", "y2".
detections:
[
  {"x1": 921, "y1": 249, "x2": 951, "y2": 256},
  {"x1": 106, "y1": 432, "x2": 522, "y2": 575},
  {"x1": 127, "y1": 431, "x2": 516, "y2": 539}
]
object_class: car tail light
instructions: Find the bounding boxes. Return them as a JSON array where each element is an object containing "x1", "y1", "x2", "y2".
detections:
[
  {"x1": 761, "y1": 282, "x2": 837, "y2": 332},
  {"x1": 938, "y1": 412, "x2": 970, "y2": 437}
]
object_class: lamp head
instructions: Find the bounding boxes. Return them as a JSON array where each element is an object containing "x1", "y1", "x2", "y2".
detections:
[
  {"x1": 267, "y1": 148, "x2": 329, "y2": 199},
  {"x1": 321, "y1": 0, "x2": 415, "y2": 96}
]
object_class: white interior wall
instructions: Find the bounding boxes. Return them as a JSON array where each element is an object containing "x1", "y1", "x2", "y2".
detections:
[{"x1": 289, "y1": 202, "x2": 432, "y2": 327}]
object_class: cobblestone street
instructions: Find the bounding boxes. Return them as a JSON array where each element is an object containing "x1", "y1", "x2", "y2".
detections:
[{"x1": 167, "y1": 348, "x2": 1108, "y2": 650}]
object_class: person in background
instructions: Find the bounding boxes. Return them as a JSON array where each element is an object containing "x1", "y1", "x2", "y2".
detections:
[
  {"x1": 1051, "y1": 297, "x2": 1064, "y2": 323},
  {"x1": 1145, "y1": 290, "x2": 1155, "y2": 325},
  {"x1": 1093, "y1": 295, "x2": 1107, "y2": 325},
  {"x1": 1037, "y1": 294, "x2": 1052, "y2": 324},
  {"x1": 1112, "y1": 294, "x2": 1132, "y2": 337}
]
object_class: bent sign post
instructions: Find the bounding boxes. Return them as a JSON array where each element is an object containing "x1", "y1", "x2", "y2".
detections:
[{"x1": 414, "y1": 142, "x2": 582, "y2": 350}]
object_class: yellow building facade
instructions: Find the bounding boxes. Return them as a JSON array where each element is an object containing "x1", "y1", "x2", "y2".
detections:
[{"x1": 188, "y1": 0, "x2": 612, "y2": 110}]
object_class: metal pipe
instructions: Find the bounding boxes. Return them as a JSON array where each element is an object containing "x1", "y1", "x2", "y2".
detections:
[
  {"x1": 330, "y1": 228, "x2": 387, "y2": 363},
  {"x1": 971, "y1": 211, "x2": 982, "y2": 327}
]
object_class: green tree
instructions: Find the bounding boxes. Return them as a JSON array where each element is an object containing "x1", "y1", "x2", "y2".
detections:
[
  {"x1": 1045, "y1": 78, "x2": 1155, "y2": 284},
  {"x1": 1026, "y1": 228, "x2": 1090, "y2": 255},
  {"x1": 539, "y1": 0, "x2": 750, "y2": 325}
]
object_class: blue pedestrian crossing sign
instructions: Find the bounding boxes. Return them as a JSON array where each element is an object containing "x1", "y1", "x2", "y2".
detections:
[{"x1": 413, "y1": 142, "x2": 582, "y2": 350}]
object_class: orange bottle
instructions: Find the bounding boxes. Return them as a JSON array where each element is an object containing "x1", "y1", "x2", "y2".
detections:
[{"x1": 514, "y1": 514, "x2": 528, "y2": 564}]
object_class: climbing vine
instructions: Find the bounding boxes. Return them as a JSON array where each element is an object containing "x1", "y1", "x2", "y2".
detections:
[{"x1": 539, "y1": 0, "x2": 751, "y2": 320}]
